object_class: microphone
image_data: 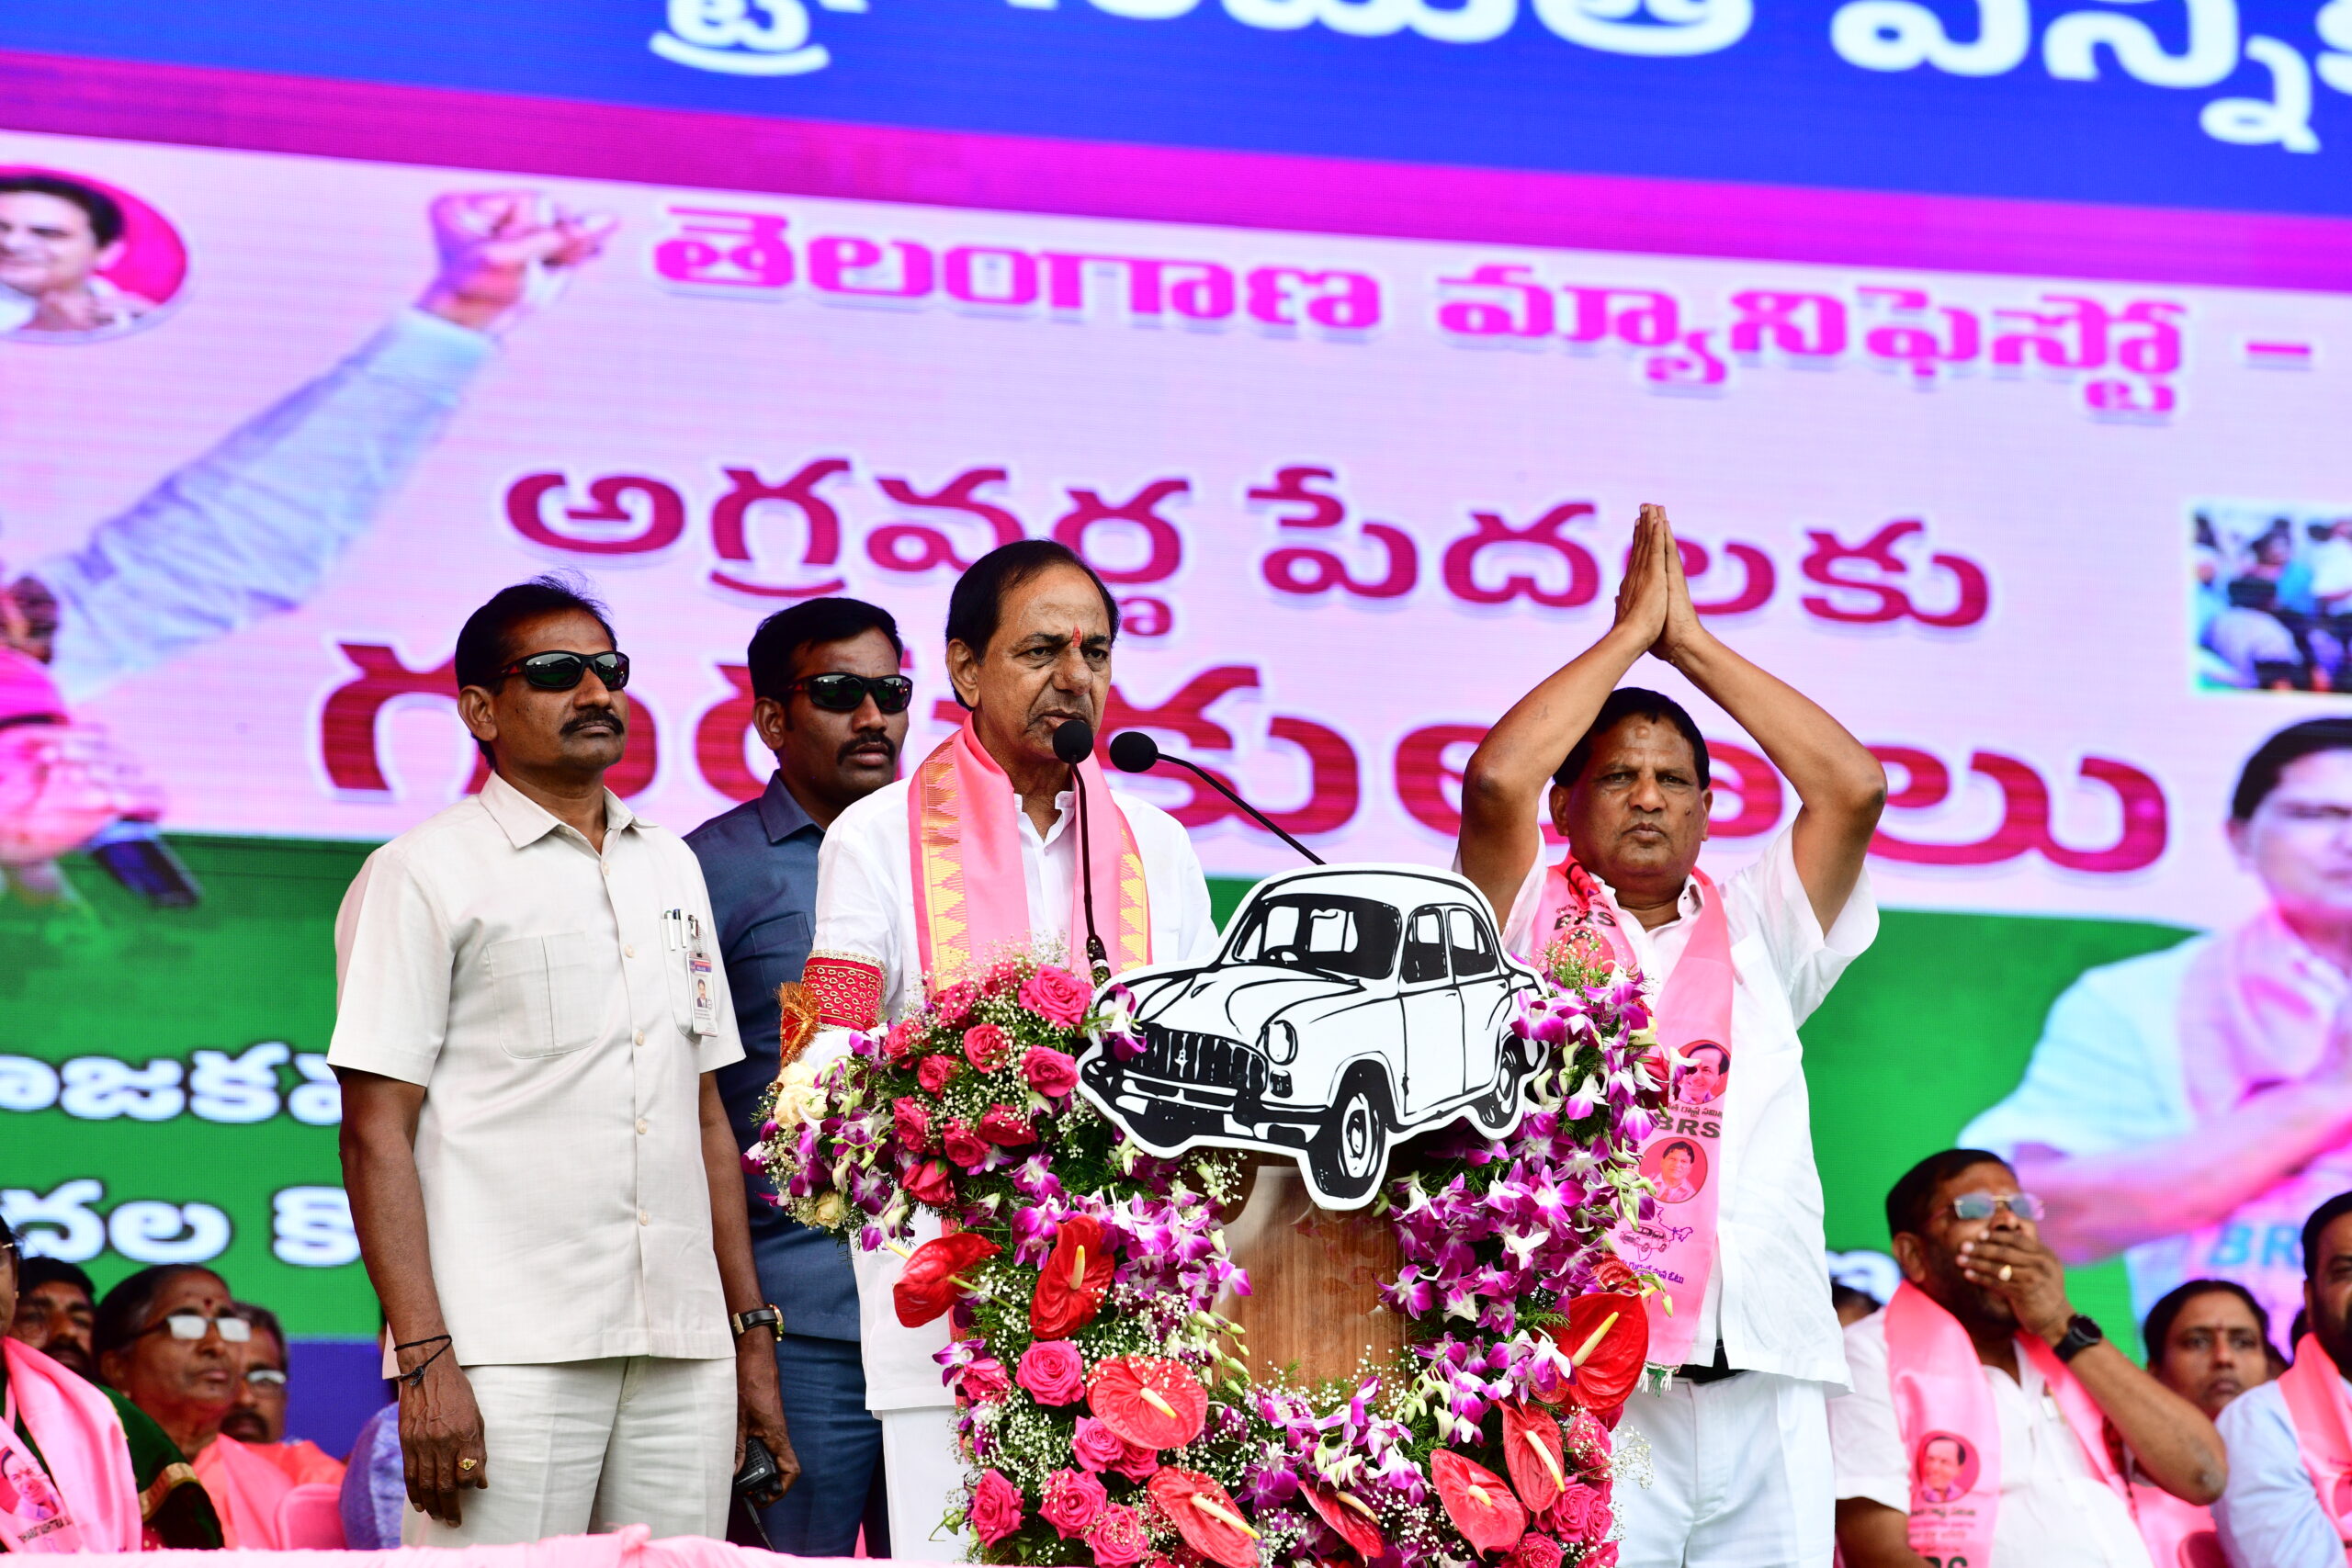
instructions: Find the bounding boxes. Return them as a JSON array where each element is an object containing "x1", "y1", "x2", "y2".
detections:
[
  {"x1": 1054, "y1": 718, "x2": 1112, "y2": 987},
  {"x1": 1107, "y1": 731, "x2": 1326, "y2": 866}
]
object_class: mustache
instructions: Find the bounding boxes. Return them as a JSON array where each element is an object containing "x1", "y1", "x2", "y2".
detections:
[
  {"x1": 839, "y1": 730, "x2": 898, "y2": 766},
  {"x1": 219, "y1": 1410, "x2": 271, "y2": 1440},
  {"x1": 562, "y1": 707, "x2": 626, "y2": 737}
]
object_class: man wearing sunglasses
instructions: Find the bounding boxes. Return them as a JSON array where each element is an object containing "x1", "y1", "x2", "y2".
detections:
[
  {"x1": 330, "y1": 574, "x2": 796, "y2": 1545},
  {"x1": 687, "y1": 596, "x2": 910, "y2": 1556},
  {"x1": 806, "y1": 539, "x2": 1217, "y2": 1554},
  {"x1": 93, "y1": 1264, "x2": 293, "y2": 1549},
  {"x1": 1830, "y1": 1148, "x2": 2224, "y2": 1568}
]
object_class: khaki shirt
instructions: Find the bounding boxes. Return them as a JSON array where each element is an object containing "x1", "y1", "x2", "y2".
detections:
[{"x1": 328, "y1": 772, "x2": 743, "y2": 1366}]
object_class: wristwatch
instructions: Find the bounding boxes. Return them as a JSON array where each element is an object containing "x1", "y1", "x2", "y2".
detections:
[
  {"x1": 730, "y1": 1304, "x2": 784, "y2": 1340},
  {"x1": 2052, "y1": 1313, "x2": 2105, "y2": 1362}
]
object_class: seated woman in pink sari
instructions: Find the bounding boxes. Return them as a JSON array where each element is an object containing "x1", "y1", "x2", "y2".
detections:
[{"x1": 95, "y1": 1262, "x2": 293, "y2": 1548}]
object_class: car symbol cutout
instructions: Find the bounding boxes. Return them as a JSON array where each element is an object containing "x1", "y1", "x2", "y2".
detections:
[{"x1": 1078, "y1": 863, "x2": 1545, "y2": 1208}]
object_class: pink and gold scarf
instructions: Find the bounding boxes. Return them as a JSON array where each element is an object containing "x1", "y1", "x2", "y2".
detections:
[{"x1": 909, "y1": 714, "x2": 1150, "y2": 987}]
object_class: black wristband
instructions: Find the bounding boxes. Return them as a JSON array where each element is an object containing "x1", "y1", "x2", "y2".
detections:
[
  {"x1": 394, "y1": 1334, "x2": 453, "y2": 1388},
  {"x1": 2053, "y1": 1314, "x2": 2105, "y2": 1362}
]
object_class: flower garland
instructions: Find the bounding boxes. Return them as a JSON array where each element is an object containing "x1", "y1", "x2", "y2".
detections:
[{"x1": 760, "y1": 931, "x2": 1666, "y2": 1568}]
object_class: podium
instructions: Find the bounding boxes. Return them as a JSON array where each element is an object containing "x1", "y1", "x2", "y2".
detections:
[{"x1": 1216, "y1": 1158, "x2": 1407, "y2": 1385}]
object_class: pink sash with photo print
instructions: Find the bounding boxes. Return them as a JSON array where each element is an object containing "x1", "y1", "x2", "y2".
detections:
[
  {"x1": 1883, "y1": 1281, "x2": 2130, "y2": 1567},
  {"x1": 0, "y1": 1337, "x2": 142, "y2": 1555},
  {"x1": 1529, "y1": 853, "x2": 1733, "y2": 1366},
  {"x1": 2276, "y1": 1333, "x2": 2352, "y2": 1560}
]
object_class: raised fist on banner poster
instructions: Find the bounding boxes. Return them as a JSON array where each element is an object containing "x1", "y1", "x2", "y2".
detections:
[{"x1": 416, "y1": 190, "x2": 619, "y2": 334}]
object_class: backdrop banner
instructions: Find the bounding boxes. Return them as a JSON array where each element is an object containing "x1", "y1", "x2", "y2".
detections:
[{"x1": 1, "y1": 118, "x2": 2341, "y2": 1374}]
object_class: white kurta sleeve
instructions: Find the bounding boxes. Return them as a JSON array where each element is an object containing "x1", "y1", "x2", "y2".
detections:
[{"x1": 325, "y1": 842, "x2": 453, "y2": 1087}]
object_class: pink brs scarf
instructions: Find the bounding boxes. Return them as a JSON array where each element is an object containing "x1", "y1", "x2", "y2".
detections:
[
  {"x1": 1882, "y1": 1281, "x2": 2130, "y2": 1566},
  {"x1": 909, "y1": 714, "x2": 1150, "y2": 987},
  {"x1": 2275, "y1": 1333, "x2": 2352, "y2": 1559},
  {"x1": 1529, "y1": 853, "x2": 1732, "y2": 1367},
  {"x1": 0, "y1": 1338, "x2": 140, "y2": 1554}
]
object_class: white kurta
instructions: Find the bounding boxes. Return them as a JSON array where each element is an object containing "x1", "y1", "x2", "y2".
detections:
[
  {"x1": 1831, "y1": 1312, "x2": 2154, "y2": 1568},
  {"x1": 808, "y1": 773, "x2": 1217, "y2": 1558}
]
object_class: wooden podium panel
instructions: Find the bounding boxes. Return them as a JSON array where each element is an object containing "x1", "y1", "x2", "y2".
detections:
[{"x1": 1216, "y1": 1159, "x2": 1407, "y2": 1386}]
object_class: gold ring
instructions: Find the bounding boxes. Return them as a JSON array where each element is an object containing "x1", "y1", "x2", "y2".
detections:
[
  {"x1": 1997, "y1": 1265, "x2": 2014, "y2": 1282},
  {"x1": 458, "y1": 1459, "x2": 478, "y2": 1472}
]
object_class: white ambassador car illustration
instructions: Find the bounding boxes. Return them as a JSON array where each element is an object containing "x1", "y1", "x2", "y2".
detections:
[{"x1": 1078, "y1": 865, "x2": 1545, "y2": 1206}]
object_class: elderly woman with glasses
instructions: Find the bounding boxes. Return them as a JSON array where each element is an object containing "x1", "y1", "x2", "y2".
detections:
[
  {"x1": 0, "y1": 1222, "x2": 222, "y2": 1550},
  {"x1": 94, "y1": 1263, "x2": 292, "y2": 1548}
]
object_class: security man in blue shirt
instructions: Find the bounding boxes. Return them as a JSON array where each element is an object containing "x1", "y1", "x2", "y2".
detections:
[{"x1": 687, "y1": 597, "x2": 911, "y2": 1554}]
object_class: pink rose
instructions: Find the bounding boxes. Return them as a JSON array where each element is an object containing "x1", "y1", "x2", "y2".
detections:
[
  {"x1": 1072, "y1": 1416, "x2": 1125, "y2": 1473},
  {"x1": 978, "y1": 1105, "x2": 1037, "y2": 1147},
  {"x1": 943, "y1": 1119, "x2": 989, "y2": 1168},
  {"x1": 935, "y1": 981, "x2": 981, "y2": 1023},
  {"x1": 884, "y1": 1018, "x2": 923, "y2": 1064},
  {"x1": 1023, "y1": 1045, "x2": 1081, "y2": 1098},
  {"x1": 970, "y1": 1469, "x2": 1024, "y2": 1545},
  {"x1": 1548, "y1": 1485, "x2": 1597, "y2": 1537},
  {"x1": 965, "y1": 1023, "x2": 1012, "y2": 1071},
  {"x1": 1020, "y1": 965, "x2": 1093, "y2": 1029},
  {"x1": 904, "y1": 1159, "x2": 955, "y2": 1206},
  {"x1": 1018, "y1": 1339, "x2": 1088, "y2": 1405},
  {"x1": 960, "y1": 1356, "x2": 1012, "y2": 1404},
  {"x1": 893, "y1": 1096, "x2": 933, "y2": 1154},
  {"x1": 1088, "y1": 1502, "x2": 1148, "y2": 1567},
  {"x1": 1510, "y1": 1536, "x2": 1565, "y2": 1568},
  {"x1": 1110, "y1": 1438, "x2": 1159, "y2": 1483},
  {"x1": 917, "y1": 1055, "x2": 959, "y2": 1094},
  {"x1": 1041, "y1": 1467, "x2": 1109, "y2": 1540}
]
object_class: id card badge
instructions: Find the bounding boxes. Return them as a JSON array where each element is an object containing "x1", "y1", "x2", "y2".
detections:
[{"x1": 687, "y1": 915, "x2": 719, "y2": 1037}]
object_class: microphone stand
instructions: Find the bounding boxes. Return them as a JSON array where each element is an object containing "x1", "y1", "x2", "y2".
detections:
[
  {"x1": 1071, "y1": 761, "x2": 1112, "y2": 987},
  {"x1": 1155, "y1": 755, "x2": 1325, "y2": 866}
]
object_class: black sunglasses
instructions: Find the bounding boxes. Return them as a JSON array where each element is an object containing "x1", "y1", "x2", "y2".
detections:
[
  {"x1": 786, "y1": 673, "x2": 913, "y2": 715},
  {"x1": 495, "y1": 650, "x2": 631, "y2": 693}
]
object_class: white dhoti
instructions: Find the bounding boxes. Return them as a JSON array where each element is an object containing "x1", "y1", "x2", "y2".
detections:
[{"x1": 1613, "y1": 1370, "x2": 1834, "y2": 1568}]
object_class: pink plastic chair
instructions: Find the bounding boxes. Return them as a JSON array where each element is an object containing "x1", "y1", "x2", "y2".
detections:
[{"x1": 277, "y1": 1482, "x2": 345, "y2": 1549}]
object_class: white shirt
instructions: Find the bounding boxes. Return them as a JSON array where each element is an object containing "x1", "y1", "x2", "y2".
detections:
[
  {"x1": 1831, "y1": 1311, "x2": 2155, "y2": 1568},
  {"x1": 810, "y1": 774, "x2": 1218, "y2": 1410},
  {"x1": 2213, "y1": 1376, "x2": 2346, "y2": 1568},
  {"x1": 327, "y1": 772, "x2": 744, "y2": 1367},
  {"x1": 1496, "y1": 825, "x2": 1875, "y2": 1385}
]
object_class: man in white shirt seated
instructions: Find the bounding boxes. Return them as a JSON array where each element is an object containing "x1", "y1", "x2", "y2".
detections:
[
  {"x1": 1832, "y1": 1148, "x2": 2225, "y2": 1568},
  {"x1": 2213, "y1": 1190, "x2": 2352, "y2": 1566},
  {"x1": 1454, "y1": 504, "x2": 1887, "y2": 1566},
  {"x1": 805, "y1": 538, "x2": 1217, "y2": 1556}
]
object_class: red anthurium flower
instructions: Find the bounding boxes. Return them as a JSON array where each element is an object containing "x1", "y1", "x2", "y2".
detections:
[
  {"x1": 890, "y1": 1232, "x2": 1001, "y2": 1327},
  {"x1": 1546, "y1": 1292, "x2": 1647, "y2": 1413},
  {"x1": 1087, "y1": 1355, "x2": 1208, "y2": 1450},
  {"x1": 1147, "y1": 1467, "x2": 1260, "y2": 1568},
  {"x1": 1301, "y1": 1483, "x2": 1385, "y2": 1562},
  {"x1": 1430, "y1": 1450, "x2": 1528, "y2": 1557},
  {"x1": 1500, "y1": 1402, "x2": 1566, "y2": 1514},
  {"x1": 1031, "y1": 1214, "x2": 1116, "y2": 1338}
]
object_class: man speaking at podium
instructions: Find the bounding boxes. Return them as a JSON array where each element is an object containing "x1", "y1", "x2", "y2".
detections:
[
  {"x1": 805, "y1": 538, "x2": 1217, "y2": 1554},
  {"x1": 1455, "y1": 505, "x2": 1887, "y2": 1566}
]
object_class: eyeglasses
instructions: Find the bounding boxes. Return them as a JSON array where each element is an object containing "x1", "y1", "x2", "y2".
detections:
[
  {"x1": 494, "y1": 650, "x2": 631, "y2": 692},
  {"x1": 785, "y1": 673, "x2": 913, "y2": 715},
  {"x1": 243, "y1": 1368, "x2": 288, "y2": 1389},
  {"x1": 1950, "y1": 1191, "x2": 2046, "y2": 1223},
  {"x1": 134, "y1": 1313, "x2": 253, "y2": 1344}
]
